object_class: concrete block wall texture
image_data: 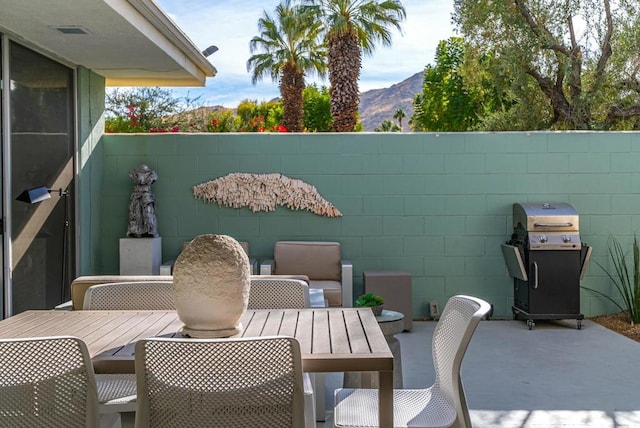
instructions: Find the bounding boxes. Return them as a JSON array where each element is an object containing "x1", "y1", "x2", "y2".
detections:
[
  {"x1": 97, "y1": 131, "x2": 640, "y2": 319},
  {"x1": 76, "y1": 67, "x2": 106, "y2": 276}
]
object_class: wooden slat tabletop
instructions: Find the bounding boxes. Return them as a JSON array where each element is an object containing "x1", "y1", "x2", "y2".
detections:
[
  {"x1": 0, "y1": 308, "x2": 393, "y2": 374},
  {"x1": 0, "y1": 307, "x2": 395, "y2": 427}
]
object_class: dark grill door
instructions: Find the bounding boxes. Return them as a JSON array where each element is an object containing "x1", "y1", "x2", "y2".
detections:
[{"x1": 519, "y1": 250, "x2": 581, "y2": 315}]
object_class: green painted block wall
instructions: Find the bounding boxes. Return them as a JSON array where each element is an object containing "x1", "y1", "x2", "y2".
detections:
[
  {"x1": 97, "y1": 132, "x2": 640, "y2": 319},
  {"x1": 75, "y1": 67, "x2": 105, "y2": 276}
]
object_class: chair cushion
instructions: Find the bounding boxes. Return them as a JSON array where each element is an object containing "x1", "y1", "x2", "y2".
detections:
[
  {"x1": 274, "y1": 241, "x2": 341, "y2": 281},
  {"x1": 309, "y1": 280, "x2": 342, "y2": 307}
]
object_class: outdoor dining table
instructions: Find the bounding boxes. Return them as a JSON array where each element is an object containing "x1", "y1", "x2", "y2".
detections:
[{"x1": 0, "y1": 307, "x2": 395, "y2": 427}]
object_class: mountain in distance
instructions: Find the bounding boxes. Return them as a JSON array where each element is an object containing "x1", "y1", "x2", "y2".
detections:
[
  {"x1": 187, "y1": 71, "x2": 424, "y2": 132},
  {"x1": 359, "y1": 71, "x2": 423, "y2": 132}
]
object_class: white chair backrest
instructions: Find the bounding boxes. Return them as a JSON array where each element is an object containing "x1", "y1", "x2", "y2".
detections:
[
  {"x1": 432, "y1": 295, "x2": 492, "y2": 426},
  {"x1": 135, "y1": 336, "x2": 305, "y2": 428},
  {"x1": 0, "y1": 336, "x2": 99, "y2": 427},
  {"x1": 83, "y1": 281, "x2": 174, "y2": 310},
  {"x1": 248, "y1": 278, "x2": 310, "y2": 309}
]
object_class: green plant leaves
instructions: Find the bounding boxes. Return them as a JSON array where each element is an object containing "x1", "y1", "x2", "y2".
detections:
[{"x1": 585, "y1": 235, "x2": 640, "y2": 324}]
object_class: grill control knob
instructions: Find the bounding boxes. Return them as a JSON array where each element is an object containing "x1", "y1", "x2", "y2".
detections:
[
  {"x1": 539, "y1": 235, "x2": 548, "y2": 243},
  {"x1": 563, "y1": 235, "x2": 572, "y2": 243}
]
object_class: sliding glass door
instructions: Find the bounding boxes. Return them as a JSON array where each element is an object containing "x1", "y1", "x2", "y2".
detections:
[{"x1": 8, "y1": 41, "x2": 75, "y2": 315}]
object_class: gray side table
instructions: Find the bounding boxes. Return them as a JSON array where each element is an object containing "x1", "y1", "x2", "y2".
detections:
[
  {"x1": 343, "y1": 309, "x2": 404, "y2": 388},
  {"x1": 364, "y1": 270, "x2": 413, "y2": 331}
]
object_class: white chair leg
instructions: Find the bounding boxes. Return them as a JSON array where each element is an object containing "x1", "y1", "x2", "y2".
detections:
[
  {"x1": 303, "y1": 373, "x2": 317, "y2": 428},
  {"x1": 310, "y1": 373, "x2": 326, "y2": 422}
]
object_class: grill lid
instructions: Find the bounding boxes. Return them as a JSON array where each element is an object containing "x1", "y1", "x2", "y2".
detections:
[
  {"x1": 512, "y1": 202, "x2": 581, "y2": 250},
  {"x1": 513, "y1": 202, "x2": 579, "y2": 232}
]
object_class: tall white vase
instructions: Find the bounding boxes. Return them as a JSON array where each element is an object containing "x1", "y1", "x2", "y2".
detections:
[{"x1": 172, "y1": 234, "x2": 250, "y2": 338}]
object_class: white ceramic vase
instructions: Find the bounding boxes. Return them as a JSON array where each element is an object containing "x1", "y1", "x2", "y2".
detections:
[{"x1": 172, "y1": 234, "x2": 250, "y2": 338}]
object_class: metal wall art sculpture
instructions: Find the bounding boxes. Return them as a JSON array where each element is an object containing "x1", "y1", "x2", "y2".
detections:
[{"x1": 193, "y1": 173, "x2": 342, "y2": 218}]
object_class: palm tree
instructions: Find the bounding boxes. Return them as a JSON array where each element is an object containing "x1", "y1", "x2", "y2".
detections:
[
  {"x1": 393, "y1": 108, "x2": 406, "y2": 130},
  {"x1": 303, "y1": 0, "x2": 406, "y2": 132},
  {"x1": 374, "y1": 119, "x2": 401, "y2": 132},
  {"x1": 247, "y1": 0, "x2": 326, "y2": 132}
]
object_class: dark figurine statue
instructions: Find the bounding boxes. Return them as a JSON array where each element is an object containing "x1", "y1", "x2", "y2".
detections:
[{"x1": 127, "y1": 164, "x2": 159, "y2": 238}]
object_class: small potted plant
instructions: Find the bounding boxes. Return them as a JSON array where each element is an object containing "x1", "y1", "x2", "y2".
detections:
[{"x1": 355, "y1": 293, "x2": 385, "y2": 316}]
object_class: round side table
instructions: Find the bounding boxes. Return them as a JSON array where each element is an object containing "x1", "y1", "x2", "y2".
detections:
[{"x1": 343, "y1": 309, "x2": 404, "y2": 388}]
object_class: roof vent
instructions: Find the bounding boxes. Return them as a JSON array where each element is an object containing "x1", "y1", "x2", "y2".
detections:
[{"x1": 52, "y1": 26, "x2": 91, "y2": 35}]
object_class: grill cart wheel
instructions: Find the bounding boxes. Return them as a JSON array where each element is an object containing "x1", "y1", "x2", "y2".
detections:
[{"x1": 527, "y1": 319, "x2": 535, "y2": 330}]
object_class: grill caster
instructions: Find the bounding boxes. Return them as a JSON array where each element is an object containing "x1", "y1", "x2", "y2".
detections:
[
  {"x1": 527, "y1": 319, "x2": 535, "y2": 330},
  {"x1": 577, "y1": 320, "x2": 583, "y2": 330}
]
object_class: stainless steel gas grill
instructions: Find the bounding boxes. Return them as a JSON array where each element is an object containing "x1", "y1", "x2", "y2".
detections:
[{"x1": 502, "y1": 202, "x2": 592, "y2": 329}]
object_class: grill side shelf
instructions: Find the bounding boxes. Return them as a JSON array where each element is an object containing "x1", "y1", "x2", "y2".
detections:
[{"x1": 501, "y1": 243, "x2": 528, "y2": 281}]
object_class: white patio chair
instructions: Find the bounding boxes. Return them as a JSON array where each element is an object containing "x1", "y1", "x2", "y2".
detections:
[
  {"x1": 135, "y1": 336, "x2": 305, "y2": 428},
  {"x1": 248, "y1": 277, "x2": 311, "y2": 309},
  {"x1": 0, "y1": 336, "x2": 137, "y2": 428},
  {"x1": 333, "y1": 295, "x2": 492, "y2": 428},
  {"x1": 83, "y1": 280, "x2": 176, "y2": 425},
  {"x1": 83, "y1": 281, "x2": 175, "y2": 310},
  {"x1": 248, "y1": 277, "x2": 317, "y2": 427}
]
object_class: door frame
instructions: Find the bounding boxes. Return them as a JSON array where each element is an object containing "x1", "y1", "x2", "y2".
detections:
[
  {"x1": 1, "y1": 35, "x2": 11, "y2": 318},
  {"x1": 0, "y1": 35, "x2": 77, "y2": 318}
]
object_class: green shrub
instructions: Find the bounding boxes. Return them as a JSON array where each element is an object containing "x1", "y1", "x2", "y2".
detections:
[
  {"x1": 354, "y1": 293, "x2": 384, "y2": 307},
  {"x1": 585, "y1": 235, "x2": 640, "y2": 324}
]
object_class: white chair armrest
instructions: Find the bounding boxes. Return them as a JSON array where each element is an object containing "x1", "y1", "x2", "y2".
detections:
[
  {"x1": 260, "y1": 259, "x2": 274, "y2": 275},
  {"x1": 249, "y1": 258, "x2": 258, "y2": 275},
  {"x1": 159, "y1": 259, "x2": 175, "y2": 275},
  {"x1": 54, "y1": 300, "x2": 73, "y2": 311},
  {"x1": 341, "y1": 260, "x2": 353, "y2": 307},
  {"x1": 308, "y1": 289, "x2": 327, "y2": 308}
]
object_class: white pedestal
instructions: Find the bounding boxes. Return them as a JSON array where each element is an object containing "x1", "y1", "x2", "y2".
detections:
[{"x1": 119, "y1": 237, "x2": 162, "y2": 275}]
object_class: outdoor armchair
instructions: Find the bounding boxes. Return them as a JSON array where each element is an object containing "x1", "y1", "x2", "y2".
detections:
[{"x1": 260, "y1": 241, "x2": 353, "y2": 307}]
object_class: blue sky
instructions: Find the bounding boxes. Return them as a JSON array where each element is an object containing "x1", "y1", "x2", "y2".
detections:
[{"x1": 154, "y1": 0, "x2": 455, "y2": 108}]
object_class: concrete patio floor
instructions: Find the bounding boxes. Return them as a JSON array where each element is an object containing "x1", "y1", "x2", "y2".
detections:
[{"x1": 319, "y1": 319, "x2": 640, "y2": 428}]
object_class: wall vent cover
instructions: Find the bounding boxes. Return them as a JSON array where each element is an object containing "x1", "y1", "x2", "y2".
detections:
[{"x1": 51, "y1": 26, "x2": 91, "y2": 35}]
